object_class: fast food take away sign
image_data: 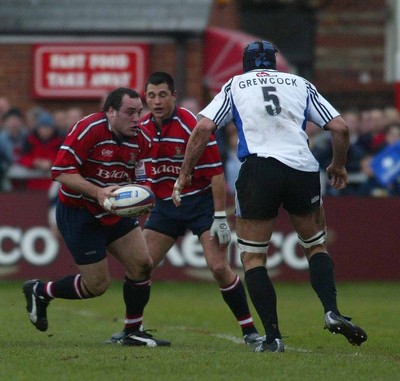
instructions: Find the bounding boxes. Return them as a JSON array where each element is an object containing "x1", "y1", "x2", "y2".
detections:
[{"x1": 32, "y1": 44, "x2": 149, "y2": 99}]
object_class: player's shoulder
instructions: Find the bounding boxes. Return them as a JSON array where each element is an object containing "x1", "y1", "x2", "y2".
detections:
[
  {"x1": 137, "y1": 124, "x2": 153, "y2": 144},
  {"x1": 80, "y1": 111, "x2": 106, "y2": 125},
  {"x1": 70, "y1": 112, "x2": 107, "y2": 133},
  {"x1": 176, "y1": 106, "x2": 197, "y2": 124},
  {"x1": 139, "y1": 113, "x2": 156, "y2": 138}
]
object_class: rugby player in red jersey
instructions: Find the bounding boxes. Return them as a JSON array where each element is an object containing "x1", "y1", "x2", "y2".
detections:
[
  {"x1": 23, "y1": 87, "x2": 170, "y2": 347},
  {"x1": 133, "y1": 72, "x2": 261, "y2": 349}
]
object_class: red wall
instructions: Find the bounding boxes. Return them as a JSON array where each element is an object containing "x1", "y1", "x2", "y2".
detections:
[{"x1": 0, "y1": 191, "x2": 398, "y2": 282}]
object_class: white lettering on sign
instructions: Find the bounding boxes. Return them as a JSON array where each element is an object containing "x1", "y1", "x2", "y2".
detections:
[
  {"x1": 90, "y1": 73, "x2": 131, "y2": 87},
  {"x1": 49, "y1": 54, "x2": 86, "y2": 69},
  {"x1": 89, "y1": 54, "x2": 130, "y2": 69},
  {"x1": 0, "y1": 226, "x2": 59, "y2": 266},
  {"x1": 34, "y1": 45, "x2": 147, "y2": 98},
  {"x1": 47, "y1": 72, "x2": 86, "y2": 87},
  {"x1": 0, "y1": 224, "x2": 307, "y2": 272}
]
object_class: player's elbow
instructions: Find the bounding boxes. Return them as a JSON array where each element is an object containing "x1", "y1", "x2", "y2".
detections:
[
  {"x1": 197, "y1": 117, "x2": 217, "y2": 134},
  {"x1": 326, "y1": 116, "x2": 349, "y2": 138}
]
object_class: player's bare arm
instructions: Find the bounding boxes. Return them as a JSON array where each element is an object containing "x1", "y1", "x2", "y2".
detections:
[
  {"x1": 211, "y1": 173, "x2": 227, "y2": 213},
  {"x1": 55, "y1": 173, "x2": 118, "y2": 206},
  {"x1": 325, "y1": 116, "x2": 350, "y2": 190},
  {"x1": 173, "y1": 117, "x2": 216, "y2": 206}
]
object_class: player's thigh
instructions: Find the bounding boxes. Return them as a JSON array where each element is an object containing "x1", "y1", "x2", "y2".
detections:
[
  {"x1": 288, "y1": 209, "x2": 322, "y2": 238},
  {"x1": 236, "y1": 217, "x2": 275, "y2": 242},
  {"x1": 283, "y1": 167, "x2": 321, "y2": 215},
  {"x1": 144, "y1": 228, "x2": 176, "y2": 267},
  {"x1": 107, "y1": 227, "x2": 152, "y2": 279},
  {"x1": 236, "y1": 217, "x2": 275, "y2": 270},
  {"x1": 235, "y1": 156, "x2": 282, "y2": 219},
  {"x1": 56, "y1": 201, "x2": 109, "y2": 265},
  {"x1": 199, "y1": 230, "x2": 228, "y2": 267}
]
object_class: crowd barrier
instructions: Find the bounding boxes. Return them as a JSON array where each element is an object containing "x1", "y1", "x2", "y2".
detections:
[{"x1": 0, "y1": 190, "x2": 398, "y2": 282}]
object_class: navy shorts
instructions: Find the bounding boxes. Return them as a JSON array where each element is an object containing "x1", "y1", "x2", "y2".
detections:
[
  {"x1": 144, "y1": 191, "x2": 214, "y2": 239},
  {"x1": 235, "y1": 156, "x2": 321, "y2": 219},
  {"x1": 56, "y1": 200, "x2": 139, "y2": 265}
]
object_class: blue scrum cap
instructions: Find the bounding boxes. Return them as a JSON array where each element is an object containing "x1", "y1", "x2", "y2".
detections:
[{"x1": 243, "y1": 41, "x2": 277, "y2": 72}]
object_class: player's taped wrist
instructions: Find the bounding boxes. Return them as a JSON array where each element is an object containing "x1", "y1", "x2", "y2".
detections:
[
  {"x1": 210, "y1": 211, "x2": 231, "y2": 245},
  {"x1": 214, "y1": 211, "x2": 227, "y2": 219}
]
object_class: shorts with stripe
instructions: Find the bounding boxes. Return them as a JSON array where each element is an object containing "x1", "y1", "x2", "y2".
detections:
[
  {"x1": 235, "y1": 156, "x2": 321, "y2": 219},
  {"x1": 144, "y1": 191, "x2": 213, "y2": 239},
  {"x1": 56, "y1": 199, "x2": 139, "y2": 265}
]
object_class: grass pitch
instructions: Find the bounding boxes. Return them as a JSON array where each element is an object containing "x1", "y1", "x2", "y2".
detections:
[{"x1": 0, "y1": 280, "x2": 399, "y2": 381}]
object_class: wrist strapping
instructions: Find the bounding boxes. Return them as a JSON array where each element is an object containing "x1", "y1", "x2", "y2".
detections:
[{"x1": 214, "y1": 211, "x2": 227, "y2": 219}]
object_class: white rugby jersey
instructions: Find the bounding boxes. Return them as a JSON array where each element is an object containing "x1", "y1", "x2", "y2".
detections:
[{"x1": 200, "y1": 69, "x2": 340, "y2": 172}]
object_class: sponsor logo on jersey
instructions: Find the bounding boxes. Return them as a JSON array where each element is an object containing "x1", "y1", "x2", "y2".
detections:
[
  {"x1": 96, "y1": 168, "x2": 130, "y2": 180},
  {"x1": 173, "y1": 146, "x2": 184, "y2": 159},
  {"x1": 151, "y1": 165, "x2": 181, "y2": 175},
  {"x1": 101, "y1": 149, "x2": 114, "y2": 157},
  {"x1": 135, "y1": 160, "x2": 147, "y2": 181},
  {"x1": 256, "y1": 71, "x2": 272, "y2": 77},
  {"x1": 128, "y1": 152, "x2": 137, "y2": 165}
]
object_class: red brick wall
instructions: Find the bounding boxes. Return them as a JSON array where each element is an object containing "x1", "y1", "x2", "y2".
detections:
[
  {"x1": 0, "y1": 40, "x2": 206, "y2": 116},
  {"x1": 183, "y1": 40, "x2": 205, "y2": 104},
  {"x1": 150, "y1": 43, "x2": 177, "y2": 78},
  {"x1": 0, "y1": 0, "x2": 393, "y2": 116},
  {"x1": 0, "y1": 44, "x2": 100, "y2": 115},
  {"x1": 208, "y1": 0, "x2": 240, "y2": 30},
  {"x1": 314, "y1": 0, "x2": 393, "y2": 108}
]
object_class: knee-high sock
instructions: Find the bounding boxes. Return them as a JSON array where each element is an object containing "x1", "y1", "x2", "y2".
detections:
[
  {"x1": 36, "y1": 274, "x2": 88, "y2": 299},
  {"x1": 308, "y1": 252, "x2": 340, "y2": 315},
  {"x1": 123, "y1": 277, "x2": 151, "y2": 332},
  {"x1": 220, "y1": 275, "x2": 257, "y2": 336},
  {"x1": 245, "y1": 266, "x2": 281, "y2": 343}
]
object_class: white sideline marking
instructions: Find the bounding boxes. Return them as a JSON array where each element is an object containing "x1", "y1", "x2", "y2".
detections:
[
  {"x1": 175, "y1": 325, "x2": 312, "y2": 353},
  {"x1": 56, "y1": 312, "x2": 314, "y2": 353},
  {"x1": 211, "y1": 333, "x2": 243, "y2": 344},
  {"x1": 284, "y1": 346, "x2": 312, "y2": 353}
]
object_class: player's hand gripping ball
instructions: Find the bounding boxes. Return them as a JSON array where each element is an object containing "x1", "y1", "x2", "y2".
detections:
[{"x1": 103, "y1": 185, "x2": 155, "y2": 217}]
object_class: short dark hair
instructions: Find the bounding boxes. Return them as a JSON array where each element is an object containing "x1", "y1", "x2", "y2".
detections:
[
  {"x1": 145, "y1": 72, "x2": 175, "y2": 93},
  {"x1": 102, "y1": 87, "x2": 140, "y2": 112},
  {"x1": 3, "y1": 107, "x2": 23, "y2": 120}
]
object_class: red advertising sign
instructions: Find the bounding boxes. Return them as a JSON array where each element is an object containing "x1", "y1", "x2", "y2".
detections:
[
  {"x1": 32, "y1": 44, "x2": 149, "y2": 99},
  {"x1": 0, "y1": 191, "x2": 399, "y2": 282}
]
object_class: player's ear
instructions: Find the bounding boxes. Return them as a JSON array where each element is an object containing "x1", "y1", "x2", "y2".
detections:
[{"x1": 107, "y1": 108, "x2": 117, "y2": 117}]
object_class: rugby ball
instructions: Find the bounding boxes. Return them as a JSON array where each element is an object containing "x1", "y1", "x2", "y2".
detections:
[{"x1": 103, "y1": 185, "x2": 155, "y2": 217}]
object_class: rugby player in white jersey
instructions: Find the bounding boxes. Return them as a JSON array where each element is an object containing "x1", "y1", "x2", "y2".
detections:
[{"x1": 173, "y1": 41, "x2": 367, "y2": 352}]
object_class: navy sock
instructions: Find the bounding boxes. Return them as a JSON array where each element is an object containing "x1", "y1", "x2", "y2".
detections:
[
  {"x1": 220, "y1": 275, "x2": 257, "y2": 336},
  {"x1": 308, "y1": 252, "x2": 340, "y2": 315},
  {"x1": 36, "y1": 274, "x2": 87, "y2": 299},
  {"x1": 123, "y1": 277, "x2": 151, "y2": 332}
]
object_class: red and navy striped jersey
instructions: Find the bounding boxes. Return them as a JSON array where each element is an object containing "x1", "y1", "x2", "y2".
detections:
[
  {"x1": 51, "y1": 112, "x2": 152, "y2": 225},
  {"x1": 140, "y1": 107, "x2": 223, "y2": 200}
]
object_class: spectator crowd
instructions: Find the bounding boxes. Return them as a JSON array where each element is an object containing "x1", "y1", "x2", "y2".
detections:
[
  {"x1": 0, "y1": 94, "x2": 399, "y2": 197},
  {"x1": 0, "y1": 96, "x2": 84, "y2": 192},
  {"x1": 218, "y1": 105, "x2": 400, "y2": 198}
]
